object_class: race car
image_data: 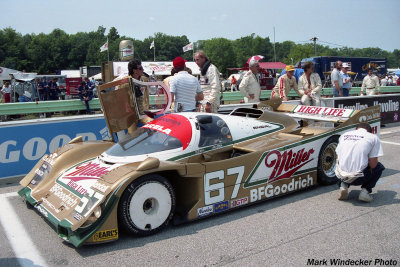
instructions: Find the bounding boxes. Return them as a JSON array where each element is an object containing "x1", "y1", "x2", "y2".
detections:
[{"x1": 18, "y1": 77, "x2": 381, "y2": 247}]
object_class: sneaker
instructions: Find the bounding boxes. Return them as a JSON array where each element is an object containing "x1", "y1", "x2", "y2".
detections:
[
  {"x1": 338, "y1": 182, "x2": 349, "y2": 200},
  {"x1": 358, "y1": 188, "x2": 373, "y2": 202}
]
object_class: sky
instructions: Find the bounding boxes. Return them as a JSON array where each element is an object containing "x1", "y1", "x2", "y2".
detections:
[{"x1": 2, "y1": 0, "x2": 400, "y2": 52}]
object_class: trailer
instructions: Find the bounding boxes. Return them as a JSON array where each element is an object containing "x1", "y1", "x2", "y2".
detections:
[{"x1": 297, "y1": 56, "x2": 387, "y2": 87}]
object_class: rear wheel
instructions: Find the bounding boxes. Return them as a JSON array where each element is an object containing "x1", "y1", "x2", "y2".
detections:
[
  {"x1": 317, "y1": 136, "x2": 339, "y2": 185},
  {"x1": 118, "y1": 174, "x2": 175, "y2": 236}
]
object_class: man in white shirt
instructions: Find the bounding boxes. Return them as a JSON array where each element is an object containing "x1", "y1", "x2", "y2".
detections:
[
  {"x1": 170, "y1": 56, "x2": 203, "y2": 112},
  {"x1": 380, "y1": 75, "x2": 388, "y2": 86},
  {"x1": 392, "y1": 73, "x2": 398, "y2": 85},
  {"x1": 239, "y1": 59, "x2": 261, "y2": 103},
  {"x1": 361, "y1": 68, "x2": 380, "y2": 95},
  {"x1": 335, "y1": 123, "x2": 385, "y2": 202}
]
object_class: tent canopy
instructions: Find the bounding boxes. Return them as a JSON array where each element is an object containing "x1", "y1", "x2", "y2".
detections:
[
  {"x1": 0, "y1": 67, "x2": 20, "y2": 80},
  {"x1": 228, "y1": 61, "x2": 286, "y2": 71},
  {"x1": 10, "y1": 72, "x2": 37, "y2": 81},
  {"x1": 113, "y1": 61, "x2": 201, "y2": 77}
]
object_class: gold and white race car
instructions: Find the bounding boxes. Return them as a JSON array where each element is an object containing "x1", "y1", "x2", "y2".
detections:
[{"x1": 18, "y1": 78, "x2": 381, "y2": 247}]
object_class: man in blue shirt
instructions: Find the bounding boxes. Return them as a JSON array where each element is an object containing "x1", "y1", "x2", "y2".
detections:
[{"x1": 341, "y1": 63, "x2": 352, "y2": 96}]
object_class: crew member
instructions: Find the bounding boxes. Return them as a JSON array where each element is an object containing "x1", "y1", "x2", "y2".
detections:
[
  {"x1": 331, "y1": 61, "x2": 343, "y2": 97},
  {"x1": 195, "y1": 50, "x2": 221, "y2": 113},
  {"x1": 335, "y1": 122, "x2": 385, "y2": 202},
  {"x1": 298, "y1": 61, "x2": 322, "y2": 106},
  {"x1": 341, "y1": 63, "x2": 352, "y2": 96},
  {"x1": 78, "y1": 81, "x2": 93, "y2": 114},
  {"x1": 231, "y1": 75, "x2": 237, "y2": 92},
  {"x1": 170, "y1": 56, "x2": 203, "y2": 112},
  {"x1": 361, "y1": 68, "x2": 381, "y2": 95},
  {"x1": 271, "y1": 65, "x2": 301, "y2": 101},
  {"x1": 48, "y1": 78, "x2": 60, "y2": 100},
  {"x1": 239, "y1": 59, "x2": 261, "y2": 103}
]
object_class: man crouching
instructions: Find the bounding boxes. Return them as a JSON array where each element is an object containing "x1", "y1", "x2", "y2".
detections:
[{"x1": 335, "y1": 122, "x2": 385, "y2": 202}]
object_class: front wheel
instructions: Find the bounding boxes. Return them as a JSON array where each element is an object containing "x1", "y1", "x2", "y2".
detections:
[
  {"x1": 317, "y1": 136, "x2": 339, "y2": 185},
  {"x1": 118, "y1": 174, "x2": 175, "y2": 236}
]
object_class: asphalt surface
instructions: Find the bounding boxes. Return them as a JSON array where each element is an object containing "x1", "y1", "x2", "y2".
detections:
[{"x1": 1, "y1": 124, "x2": 399, "y2": 267}]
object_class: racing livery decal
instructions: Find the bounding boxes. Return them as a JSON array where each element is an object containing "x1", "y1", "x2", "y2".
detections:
[
  {"x1": 142, "y1": 114, "x2": 192, "y2": 149},
  {"x1": 214, "y1": 201, "x2": 229, "y2": 213},
  {"x1": 57, "y1": 158, "x2": 115, "y2": 196},
  {"x1": 250, "y1": 174, "x2": 314, "y2": 202},
  {"x1": 197, "y1": 205, "x2": 213, "y2": 217},
  {"x1": 244, "y1": 144, "x2": 316, "y2": 188},
  {"x1": 92, "y1": 229, "x2": 118, "y2": 242}
]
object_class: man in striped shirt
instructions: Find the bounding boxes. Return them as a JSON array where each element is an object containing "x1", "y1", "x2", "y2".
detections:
[
  {"x1": 271, "y1": 65, "x2": 301, "y2": 101},
  {"x1": 170, "y1": 56, "x2": 204, "y2": 112}
]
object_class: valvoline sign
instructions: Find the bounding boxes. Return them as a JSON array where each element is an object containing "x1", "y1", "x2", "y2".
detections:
[{"x1": 0, "y1": 116, "x2": 108, "y2": 179}]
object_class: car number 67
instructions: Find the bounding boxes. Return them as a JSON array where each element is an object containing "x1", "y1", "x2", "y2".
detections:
[{"x1": 204, "y1": 166, "x2": 245, "y2": 205}]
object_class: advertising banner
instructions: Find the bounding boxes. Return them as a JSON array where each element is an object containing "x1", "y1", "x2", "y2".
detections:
[
  {"x1": 333, "y1": 94, "x2": 400, "y2": 124},
  {"x1": 0, "y1": 116, "x2": 108, "y2": 179}
]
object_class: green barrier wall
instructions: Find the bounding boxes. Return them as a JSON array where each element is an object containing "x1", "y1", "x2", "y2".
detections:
[{"x1": 1, "y1": 86, "x2": 400, "y2": 116}]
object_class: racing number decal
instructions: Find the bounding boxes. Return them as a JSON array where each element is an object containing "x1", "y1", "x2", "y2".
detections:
[
  {"x1": 75, "y1": 189, "x2": 103, "y2": 217},
  {"x1": 229, "y1": 166, "x2": 245, "y2": 199},
  {"x1": 204, "y1": 166, "x2": 245, "y2": 205},
  {"x1": 204, "y1": 170, "x2": 224, "y2": 205}
]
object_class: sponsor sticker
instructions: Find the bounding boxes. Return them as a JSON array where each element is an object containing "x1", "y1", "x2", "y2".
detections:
[
  {"x1": 214, "y1": 200, "x2": 229, "y2": 213},
  {"x1": 245, "y1": 146, "x2": 315, "y2": 188},
  {"x1": 294, "y1": 106, "x2": 353, "y2": 118},
  {"x1": 231, "y1": 197, "x2": 249, "y2": 208},
  {"x1": 250, "y1": 174, "x2": 314, "y2": 202},
  {"x1": 197, "y1": 205, "x2": 213, "y2": 217},
  {"x1": 92, "y1": 229, "x2": 118, "y2": 242},
  {"x1": 49, "y1": 183, "x2": 79, "y2": 208},
  {"x1": 73, "y1": 213, "x2": 83, "y2": 221}
]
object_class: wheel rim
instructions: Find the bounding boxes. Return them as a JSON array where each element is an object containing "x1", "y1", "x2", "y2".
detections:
[
  {"x1": 322, "y1": 142, "x2": 337, "y2": 177},
  {"x1": 128, "y1": 182, "x2": 172, "y2": 231}
]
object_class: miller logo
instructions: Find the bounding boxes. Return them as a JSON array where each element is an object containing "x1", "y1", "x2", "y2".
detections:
[
  {"x1": 64, "y1": 162, "x2": 110, "y2": 182},
  {"x1": 265, "y1": 148, "x2": 315, "y2": 183},
  {"x1": 244, "y1": 146, "x2": 315, "y2": 188}
]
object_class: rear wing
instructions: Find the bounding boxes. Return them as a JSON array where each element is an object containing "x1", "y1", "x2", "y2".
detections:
[
  {"x1": 277, "y1": 104, "x2": 357, "y2": 123},
  {"x1": 257, "y1": 99, "x2": 381, "y2": 129},
  {"x1": 274, "y1": 103, "x2": 381, "y2": 132},
  {"x1": 98, "y1": 77, "x2": 171, "y2": 142}
]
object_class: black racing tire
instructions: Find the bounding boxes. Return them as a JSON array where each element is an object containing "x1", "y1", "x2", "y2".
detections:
[
  {"x1": 118, "y1": 174, "x2": 175, "y2": 236},
  {"x1": 317, "y1": 136, "x2": 340, "y2": 185}
]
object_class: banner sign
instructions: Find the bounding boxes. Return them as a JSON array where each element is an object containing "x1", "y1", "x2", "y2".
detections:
[
  {"x1": 0, "y1": 116, "x2": 108, "y2": 179},
  {"x1": 334, "y1": 94, "x2": 400, "y2": 124}
]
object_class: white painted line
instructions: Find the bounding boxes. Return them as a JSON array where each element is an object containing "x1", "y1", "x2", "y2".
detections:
[
  {"x1": 380, "y1": 131, "x2": 393, "y2": 135},
  {"x1": 0, "y1": 192, "x2": 48, "y2": 267},
  {"x1": 381, "y1": 140, "x2": 400, "y2": 146}
]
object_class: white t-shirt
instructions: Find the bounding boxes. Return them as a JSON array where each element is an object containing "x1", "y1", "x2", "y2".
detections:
[
  {"x1": 1, "y1": 85, "x2": 11, "y2": 94},
  {"x1": 336, "y1": 128, "x2": 383, "y2": 173},
  {"x1": 170, "y1": 71, "x2": 202, "y2": 112}
]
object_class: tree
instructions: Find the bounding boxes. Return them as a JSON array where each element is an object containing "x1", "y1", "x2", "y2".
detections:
[
  {"x1": 203, "y1": 38, "x2": 235, "y2": 76},
  {"x1": 107, "y1": 27, "x2": 120, "y2": 42}
]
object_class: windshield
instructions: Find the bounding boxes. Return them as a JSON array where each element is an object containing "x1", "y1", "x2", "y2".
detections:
[{"x1": 105, "y1": 127, "x2": 183, "y2": 157}]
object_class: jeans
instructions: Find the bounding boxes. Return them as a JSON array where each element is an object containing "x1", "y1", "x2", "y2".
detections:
[
  {"x1": 339, "y1": 162, "x2": 385, "y2": 193},
  {"x1": 332, "y1": 88, "x2": 341, "y2": 97},
  {"x1": 342, "y1": 88, "x2": 350, "y2": 96}
]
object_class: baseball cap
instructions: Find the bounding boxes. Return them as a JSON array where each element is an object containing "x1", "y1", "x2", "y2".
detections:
[
  {"x1": 286, "y1": 65, "x2": 295, "y2": 72},
  {"x1": 249, "y1": 59, "x2": 259, "y2": 67},
  {"x1": 173, "y1": 56, "x2": 186, "y2": 69},
  {"x1": 343, "y1": 63, "x2": 350, "y2": 68}
]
